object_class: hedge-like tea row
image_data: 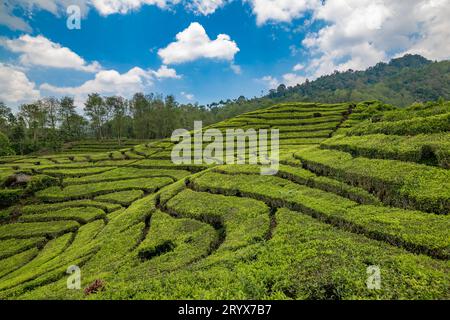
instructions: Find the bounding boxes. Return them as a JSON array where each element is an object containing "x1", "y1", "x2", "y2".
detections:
[
  {"x1": 42, "y1": 167, "x2": 116, "y2": 178},
  {"x1": 321, "y1": 133, "x2": 450, "y2": 168},
  {"x1": 137, "y1": 210, "x2": 218, "y2": 268},
  {"x1": 348, "y1": 113, "x2": 450, "y2": 136},
  {"x1": 223, "y1": 115, "x2": 344, "y2": 127},
  {"x1": 213, "y1": 164, "x2": 381, "y2": 205},
  {"x1": 166, "y1": 189, "x2": 270, "y2": 252},
  {"x1": 241, "y1": 110, "x2": 345, "y2": 120},
  {"x1": 36, "y1": 177, "x2": 173, "y2": 202},
  {"x1": 252, "y1": 208, "x2": 449, "y2": 299},
  {"x1": 95, "y1": 190, "x2": 144, "y2": 206},
  {"x1": 372, "y1": 103, "x2": 450, "y2": 122},
  {"x1": 20, "y1": 200, "x2": 121, "y2": 215},
  {"x1": 0, "y1": 237, "x2": 46, "y2": 260},
  {"x1": 190, "y1": 172, "x2": 450, "y2": 259},
  {"x1": 0, "y1": 220, "x2": 104, "y2": 294},
  {"x1": 19, "y1": 207, "x2": 106, "y2": 224},
  {"x1": 294, "y1": 147, "x2": 450, "y2": 214},
  {"x1": 244, "y1": 104, "x2": 349, "y2": 115},
  {"x1": 132, "y1": 159, "x2": 208, "y2": 172},
  {"x1": 63, "y1": 168, "x2": 189, "y2": 186},
  {"x1": 0, "y1": 248, "x2": 39, "y2": 279},
  {"x1": 0, "y1": 221, "x2": 79, "y2": 239}
]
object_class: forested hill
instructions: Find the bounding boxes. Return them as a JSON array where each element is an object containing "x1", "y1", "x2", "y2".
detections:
[{"x1": 266, "y1": 54, "x2": 450, "y2": 107}]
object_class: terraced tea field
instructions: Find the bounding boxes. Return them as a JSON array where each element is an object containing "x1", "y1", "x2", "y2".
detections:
[
  {"x1": 61, "y1": 140, "x2": 152, "y2": 154},
  {"x1": 0, "y1": 101, "x2": 449, "y2": 300}
]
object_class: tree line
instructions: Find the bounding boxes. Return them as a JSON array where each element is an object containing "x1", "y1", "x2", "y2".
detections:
[{"x1": 0, "y1": 93, "x2": 277, "y2": 156}]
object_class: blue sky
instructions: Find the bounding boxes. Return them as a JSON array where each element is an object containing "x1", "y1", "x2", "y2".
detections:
[{"x1": 0, "y1": 1, "x2": 449, "y2": 110}]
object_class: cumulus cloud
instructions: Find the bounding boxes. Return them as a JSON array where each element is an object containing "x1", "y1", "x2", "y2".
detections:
[
  {"x1": 302, "y1": 0, "x2": 450, "y2": 79},
  {"x1": 0, "y1": 35, "x2": 101, "y2": 72},
  {"x1": 187, "y1": 0, "x2": 226, "y2": 15},
  {"x1": 158, "y1": 22, "x2": 240, "y2": 64},
  {"x1": 91, "y1": 0, "x2": 181, "y2": 16},
  {"x1": 151, "y1": 65, "x2": 182, "y2": 79},
  {"x1": 260, "y1": 75, "x2": 279, "y2": 89},
  {"x1": 40, "y1": 67, "x2": 153, "y2": 104},
  {"x1": 0, "y1": 63, "x2": 40, "y2": 105},
  {"x1": 282, "y1": 73, "x2": 306, "y2": 87},
  {"x1": 246, "y1": 0, "x2": 317, "y2": 25}
]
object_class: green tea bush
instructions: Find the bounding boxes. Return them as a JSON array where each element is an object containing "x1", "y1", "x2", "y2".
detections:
[
  {"x1": 63, "y1": 168, "x2": 188, "y2": 185},
  {"x1": 36, "y1": 177, "x2": 173, "y2": 202},
  {"x1": 19, "y1": 207, "x2": 106, "y2": 224},
  {"x1": 321, "y1": 133, "x2": 450, "y2": 168},
  {"x1": 20, "y1": 200, "x2": 121, "y2": 215},
  {"x1": 348, "y1": 113, "x2": 450, "y2": 136},
  {"x1": 0, "y1": 221, "x2": 79, "y2": 239},
  {"x1": 294, "y1": 147, "x2": 450, "y2": 214},
  {"x1": 190, "y1": 172, "x2": 449, "y2": 258},
  {"x1": 0, "y1": 237, "x2": 46, "y2": 260},
  {"x1": 137, "y1": 210, "x2": 218, "y2": 270},
  {"x1": 95, "y1": 190, "x2": 144, "y2": 206},
  {"x1": 166, "y1": 189, "x2": 270, "y2": 251}
]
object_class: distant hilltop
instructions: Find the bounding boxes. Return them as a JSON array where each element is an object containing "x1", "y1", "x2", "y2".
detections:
[{"x1": 266, "y1": 54, "x2": 450, "y2": 107}]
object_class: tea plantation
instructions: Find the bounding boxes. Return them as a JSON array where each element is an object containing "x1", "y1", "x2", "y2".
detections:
[{"x1": 0, "y1": 101, "x2": 449, "y2": 300}]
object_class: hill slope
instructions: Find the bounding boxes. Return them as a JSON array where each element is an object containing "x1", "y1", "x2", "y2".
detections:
[
  {"x1": 0, "y1": 101, "x2": 449, "y2": 300},
  {"x1": 269, "y1": 55, "x2": 450, "y2": 107}
]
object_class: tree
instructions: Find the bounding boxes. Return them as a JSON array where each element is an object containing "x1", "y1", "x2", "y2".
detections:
[
  {"x1": 130, "y1": 93, "x2": 151, "y2": 139},
  {"x1": 84, "y1": 93, "x2": 107, "y2": 140},
  {"x1": 59, "y1": 96, "x2": 78, "y2": 140},
  {"x1": 19, "y1": 102, "x2": 46, "y2": 144},
  {"x1": 277, "y1": 84, "x2": 287, "y2": 95},
  {"x1": 9, "y1": 116, "x2": 26, "y2": 155},
  {"x1": 0, "y1": 101, "x2": 12, "y2": 133},
  {"x1": 41, "y1": 97, "x2": 59, "y2": 130},
  {"x1": 105, "y1": 96, "x2": 128, "y2": 144}
]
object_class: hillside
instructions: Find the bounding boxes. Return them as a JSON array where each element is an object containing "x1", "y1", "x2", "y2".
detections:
[
  {"x1": 268, "y1": 55, "x2": 450, "y2": 107},
  {"x1": 0, "y1": 100, "x2": 449, "y2": 299}
]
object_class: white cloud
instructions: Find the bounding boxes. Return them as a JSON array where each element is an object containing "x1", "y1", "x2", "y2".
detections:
[
  {"x1": 0, "y1": 0, "x2": 176, "y2": 30},
  {"x1": 260, "y1": 75, "x2": 279, "y2": 89},
  {"x1": 302, "y1": 0, "x2": 450, "y2": 79},
  {"x1": 158, "y1": 22, "x2": 240, "y2": 64},
  {"x1": 282, "y1": 73, "x2": 306, "y2": 87},
  {"x1": 187, "y1": 0, "x2": 226, "y2": 15},
  {"x1": 293, "y1": 64, "x2": 304, "y2": 72},
  {"x1": 0, "y1": 1, "x2": 32, "y2": 32},
  {"x1": 40, "y1": 67, "x2": 153, "y2": 105},
  {"x1": 0, "y1": 63, "x2": 40, "y2": 105},
  {"x1": 246, "y1": 0, "x2": 317, "y2": 25},
  {"x1": 399, "y1": 0, "x2": 450, "y2": 61},
  {"x1": 0, "y1": 35, "x2": 101, "y2": 72},
  {"x1": 151, "y1": 65, "x2": 182, "y2": 79},
  {"x1": 91, "y1": 0, "x2": 181, "y2": 16},
  {"x1": 181, "y1": 91, "x2": 195, "y2": 101}
]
